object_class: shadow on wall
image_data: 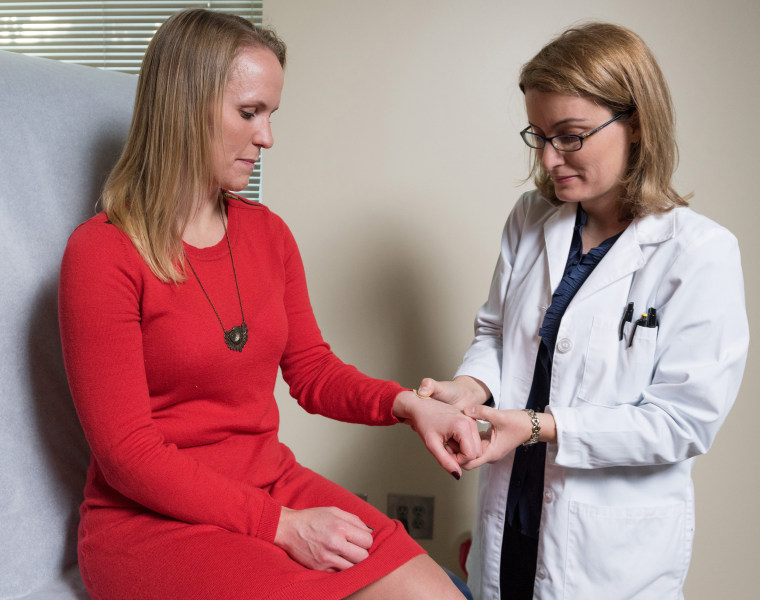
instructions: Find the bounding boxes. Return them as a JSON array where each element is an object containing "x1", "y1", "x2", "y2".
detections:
[
  {"x1": 291, "y1": 205, "x2": 477, "y2": 572},
  {"x1": 29, "y1": 280, "x2": 89, "y2": 571},
  {"x1": 26, "y1": 130, "x2": 128, "y2": 575}
]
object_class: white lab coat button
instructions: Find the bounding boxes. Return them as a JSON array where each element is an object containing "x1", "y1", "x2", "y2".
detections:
[
  {"x1": 536, "y1": 565, "x2": 547, "y2": 580},
  {"x1": 556, "y1": 338, "x2": 572, "y2": 353},
  {"x1": 543, "y1": 489, "x2": 553, "y2": 503}
]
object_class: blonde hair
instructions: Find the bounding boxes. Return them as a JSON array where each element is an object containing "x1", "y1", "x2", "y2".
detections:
[
  {"x1": 101, "y1": 9, "x2": 286, "y2": 282},
  {"x1": 519, "y1": 22, "x2": 689, "y2": 219}
]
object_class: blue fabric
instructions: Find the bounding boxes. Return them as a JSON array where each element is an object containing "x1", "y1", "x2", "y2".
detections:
[
  {"x1": 505, "y1": 205, "x2": 621, "y2": 538},
  {"x1": 442, "y1": 567, "x2": 474, "y2": 600}
]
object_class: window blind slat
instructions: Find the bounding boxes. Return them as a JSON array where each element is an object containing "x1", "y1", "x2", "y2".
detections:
[{"x1": 1, "y1": 1, "x2": 265, "y2": 202}]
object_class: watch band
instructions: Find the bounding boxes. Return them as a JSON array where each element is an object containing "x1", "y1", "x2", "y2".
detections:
[{"x1": 522, "y1": 409, "x2": 541, "y2": 446}]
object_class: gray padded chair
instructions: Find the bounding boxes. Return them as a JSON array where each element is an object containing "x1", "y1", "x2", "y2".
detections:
[{"x1": 0, "y1": 50, "x2": 135, "y2": 600}]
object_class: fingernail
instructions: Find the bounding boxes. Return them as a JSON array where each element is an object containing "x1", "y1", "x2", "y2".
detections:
[
  {"x1": 367, "y1": 526, "x2": 375, "y2": 531},
  {"x1": 466, "y1": 406, "x2": 476, "y2": 415},
  {"x1": 451, "y1": 471, "x2": 461, "y2": 480}
]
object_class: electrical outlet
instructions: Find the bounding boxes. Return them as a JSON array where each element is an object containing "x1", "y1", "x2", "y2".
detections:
[{"x1": 387, "y1": 494, "x2": 434, "y2": 539}]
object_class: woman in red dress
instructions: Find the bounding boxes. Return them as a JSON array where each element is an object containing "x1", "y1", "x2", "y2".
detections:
[{"x1": 59, "y1": 9, "x2": 477, "y2": 599}]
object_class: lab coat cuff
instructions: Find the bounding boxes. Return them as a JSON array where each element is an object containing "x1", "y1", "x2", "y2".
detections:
[{"x1": 544, "y1": 405, "x2": 578, "y2": 466}]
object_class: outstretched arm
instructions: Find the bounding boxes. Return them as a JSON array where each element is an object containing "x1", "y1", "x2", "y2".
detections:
[{"x1": 415, "y1": 375, "x2": 491, "y2": 411}]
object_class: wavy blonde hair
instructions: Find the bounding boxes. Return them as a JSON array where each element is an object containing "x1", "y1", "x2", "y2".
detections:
[
  {"x1": 101, "y1": 9, "x2": 286, "y2": 282},
  {"x1": 519, "y1": 22, "x2": 689, "y2": 219}
]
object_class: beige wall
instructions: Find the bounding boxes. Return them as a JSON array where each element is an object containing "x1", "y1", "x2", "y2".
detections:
[{"x1": 264, "y1": 0, "x2": 759, "y2": 596}]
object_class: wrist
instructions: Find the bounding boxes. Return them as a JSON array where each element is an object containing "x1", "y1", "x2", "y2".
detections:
[
  {"x1": 274, "y1": 506, "x2": 294, "y2": 547},
  {"x1": 519, "y1": 410, "x2": 558, "y2": 444},
  {"x1": 452, "y1": 375, "x2": 490, "y2": 409},
  {"x1": 538, "y1": 411, "x2": 557, "y2": 443},
  {"x1": 391, "y1": 389, "x2": 415, "y2": 423},
  {"x1": 522, "y1": 409, "x2": 541, "y2": 446}
]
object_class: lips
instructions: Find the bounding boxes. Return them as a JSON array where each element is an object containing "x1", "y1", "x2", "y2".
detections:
[
  {"x1": 552, "y1": 174, "x2": 577, "y2": 185},
  {"x1": 238, "y1": 157, "x2": 258, "y2": 168}
]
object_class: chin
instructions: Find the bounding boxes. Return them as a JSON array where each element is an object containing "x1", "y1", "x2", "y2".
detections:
[
  {"x1": 223, "y1": 180, "x2": 250, "y2": 193},
  {"x1": 554, "y1": 192, "x2": 583, "y2": 205}
]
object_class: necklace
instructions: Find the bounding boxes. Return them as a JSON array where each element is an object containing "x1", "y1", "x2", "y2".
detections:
[{"x1": 184, "y1": 205, "x2": 248, "y2": 352}]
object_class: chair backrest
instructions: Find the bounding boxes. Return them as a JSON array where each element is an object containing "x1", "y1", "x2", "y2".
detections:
[{"x1": 0, "y1": 50, "x2": 136, "y2": 599}]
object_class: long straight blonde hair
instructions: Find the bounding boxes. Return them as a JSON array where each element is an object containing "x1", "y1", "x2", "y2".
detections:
[
  {"x1": 101, "y1": 9, "x2": 286, "y2": 283},
  {"x1": 519, "y1": 23, "x2": 689, "y2": 220}
]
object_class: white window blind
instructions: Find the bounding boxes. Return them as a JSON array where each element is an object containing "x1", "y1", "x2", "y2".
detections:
[{"x1": 0, "y1": 1, "x2": 265, "y2": 201}]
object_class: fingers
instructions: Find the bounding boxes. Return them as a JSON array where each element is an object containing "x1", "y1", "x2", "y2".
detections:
[
  {"x1": 460, "y1": 429, "x2": 498, "y2": 470},
  {"x1": 450, "y1": 417, "x2": 484, "y2": 463},
  {"x1": 337, "y1": 507, "x2": 373, "y2": 532},
  {"x1": 339, "y1": 536, "x2": 371, "y2": 565},
  {"x1": 417, "y1": 375, "x2": 490, "y2": 410},
  {"x1": 466, "y1": 403, "x2": 499, "y2": 423},
  {"x1": 274, "y1": 506, "x2": 375, "y2": 572},
  {"x1": 438, "y1": 423, "x2": 484, "y2": 477},
  {"x1": 461, "y1": 453, "x2": 491, "y2": 471},
  {"x1": 405, "y1": 393, "x2": 486, "y2": 479},
  {"x1": 444, "y1": 439, "x2": 461, "y2": 456},
  {"x1": 462, "y1": 408, "x2": 533, "y2": 468},
  {"x1": 327, "y1": 555, "x2": 359, "y2": 572},
  {"x1": 425, "y1": 438, "x2": 465, "y2": 479},
  {"x1": 321, "y1": 509, "x2": 373, "y2": 567}
]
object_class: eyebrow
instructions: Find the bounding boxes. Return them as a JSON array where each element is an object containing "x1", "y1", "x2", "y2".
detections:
[
  {"x1": 239, "y1": 100, "x2": 279, "y2": 113},
  {"x1": 528, "y1": 118, "x2": 590, "y2": 130}
]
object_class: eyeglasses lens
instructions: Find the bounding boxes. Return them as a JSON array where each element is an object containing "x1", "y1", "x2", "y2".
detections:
[
  {"x1": 553, "y1": 136, "x2": 582, "y2": 151},
  {"x1": 521, "y1": 131, "x2": 544, "y2": 149},
  {"x1": 520, "y1": 131, "x2": 583, "y2": 152}
]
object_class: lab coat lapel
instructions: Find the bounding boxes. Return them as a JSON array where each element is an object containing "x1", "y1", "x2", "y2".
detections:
[
  {"x1": 572, "y1": 209, "x2": 676, "y2": 304},
  {"x1": 543, "y1": 202, "x2": 577, "y2": 295}
]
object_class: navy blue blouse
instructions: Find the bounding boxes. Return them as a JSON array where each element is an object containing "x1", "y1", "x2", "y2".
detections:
[{"x1": 505, "y1": 205, "x2": 622, "y2": 538}]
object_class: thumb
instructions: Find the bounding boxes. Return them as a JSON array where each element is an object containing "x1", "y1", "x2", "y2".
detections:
[{"x1": 416, "y1": 377, "x2": 439, "y2": 398}]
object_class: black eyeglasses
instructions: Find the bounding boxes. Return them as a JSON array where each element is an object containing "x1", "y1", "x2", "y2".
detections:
[{"x1": 520, "y1": 112, "x2": 629, "y2": 152}]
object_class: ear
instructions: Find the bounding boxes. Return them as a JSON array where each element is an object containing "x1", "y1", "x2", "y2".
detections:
[{"x1": 627, "y1": 110, "x2": 641, "y2": 144}]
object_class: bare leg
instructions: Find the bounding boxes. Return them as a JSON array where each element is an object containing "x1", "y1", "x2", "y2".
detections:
[{"x1": 346, "y1": 554, "x2": 466, "y2": 600}]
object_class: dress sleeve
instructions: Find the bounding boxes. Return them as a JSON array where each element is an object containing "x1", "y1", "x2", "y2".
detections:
[
  {"x1": 549, "y1": 225, "x2": 749, "y2": 468},
  {"x1": 58, "y1": 220, "x2": 281, "y2": 542},
  {"x1": 276, "y1": 220, "x2": 404, "y2": 425}
]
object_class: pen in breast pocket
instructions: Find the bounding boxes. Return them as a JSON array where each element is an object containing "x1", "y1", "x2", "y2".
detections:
[
  {"x1": 628, "y1": 313, "x2": 648, "y2": 347},
  {"x1": 628, "y1": 308, "x2": 659, "y2": 347},
  {"x1": 619, "y1": 301, "x2": 634, "y2": 340}
]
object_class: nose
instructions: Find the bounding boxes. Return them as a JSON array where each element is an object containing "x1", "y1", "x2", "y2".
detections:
[
  {"x1": 539, "y1": 143, "x2": 565, "y2": 171},
  {"x1": 253, "y1": 119, "x2": 274, "y2": 150}
]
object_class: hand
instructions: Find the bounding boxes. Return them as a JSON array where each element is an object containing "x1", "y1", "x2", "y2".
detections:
[
  {"x1": 273, "y1": 506, "x2": 374, "y2": 571},
  {"x1": 460, "y1": 405, "x2": 557, "y2": 470},
  {"x1": 416, "y1": 375, "x2": 490, "y2": 412},
  {"x1": 393, "y1": 389, "x2": 483, "y2": 479}
]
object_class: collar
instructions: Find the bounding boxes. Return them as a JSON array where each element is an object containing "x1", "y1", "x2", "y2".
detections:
[
  {"x1": 631, "y1": 208, "x2": 677, "y2": 246},
  {"x1": 544, "y1": 203, "x2": 677, "y2": 303}
]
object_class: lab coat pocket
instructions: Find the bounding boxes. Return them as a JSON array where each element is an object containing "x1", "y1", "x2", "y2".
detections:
[
  {"x1": 579, "y1": 315, "x2": 657, "y2": 405},
  {"x1": 564, "y1": 500, "x2": 686, "y2": 599}
]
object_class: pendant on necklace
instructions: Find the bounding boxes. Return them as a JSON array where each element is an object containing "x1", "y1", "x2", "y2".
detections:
[{"x1": 224, "y1": 322, "x2": 248, "y2": 352}]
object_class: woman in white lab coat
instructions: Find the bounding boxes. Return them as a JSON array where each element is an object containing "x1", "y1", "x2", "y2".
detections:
[{"x1": 416, "y1": 23, "x2": 749, "y2": 600}]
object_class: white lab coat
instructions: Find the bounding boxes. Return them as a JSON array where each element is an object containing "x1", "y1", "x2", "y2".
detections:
[{"x1": 457, "y1": 191, "x2": 749, "y2": 600}]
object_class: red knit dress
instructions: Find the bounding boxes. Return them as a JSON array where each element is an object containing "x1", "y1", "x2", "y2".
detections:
[{"x1": 58, "y1": 194, "x2": 423, "y2": 600}]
